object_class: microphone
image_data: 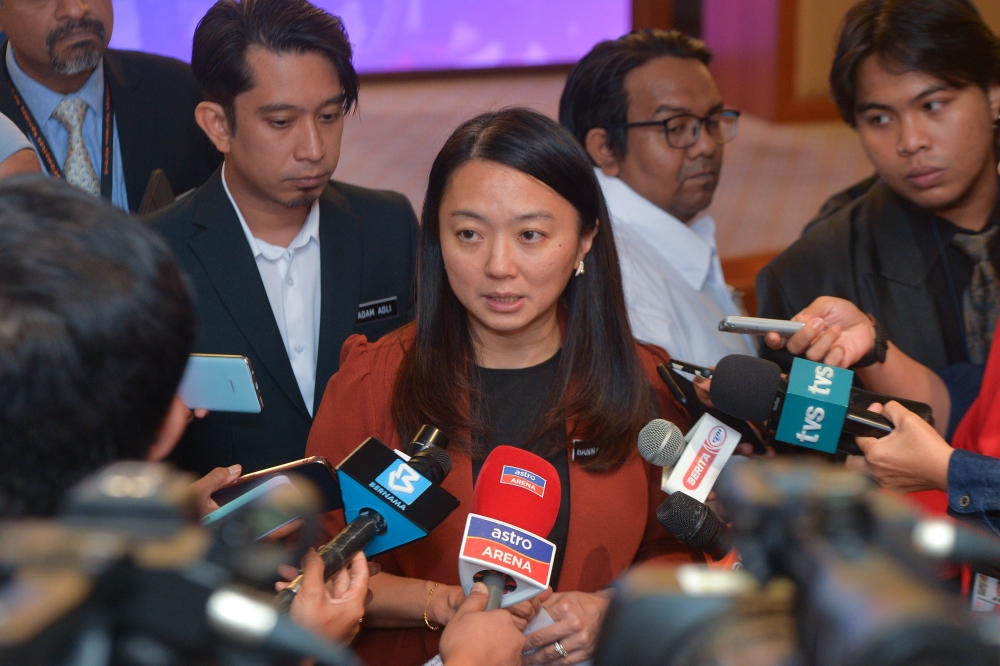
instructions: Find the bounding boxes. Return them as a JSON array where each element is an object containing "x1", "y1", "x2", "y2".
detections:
[
  {"x1": 656, "y1": 492, "x2": 733, "y2": 560},
  {"x1": 276, "y1": 428, "x2": 460, "y2": 612},
  {"x1": 710, "y1": 355, "x2": 932, "y2": 455},
  {"x1": 638, "y1": 419, "x2": 687, "y2": 467},
  {"x1": 458, "y1": 446, "x2": 561, "y2": 610},
  {"x1": 913, "y1": 518, "x2": 1000, "y2": 567},
  {"x1": 637, "y1": 416, "x2": 741, "y2": 502},
  {"x1": 209, "y1": 587, "x2": 360, "y2": 666}
]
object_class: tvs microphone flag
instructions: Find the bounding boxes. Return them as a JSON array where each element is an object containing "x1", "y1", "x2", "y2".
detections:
[
  {"x1": 773, "y1": 358, "x2": 853, "y2": 454},
  {"x1": 459, "y1": 446, "x2": 560, "y2": 608}
]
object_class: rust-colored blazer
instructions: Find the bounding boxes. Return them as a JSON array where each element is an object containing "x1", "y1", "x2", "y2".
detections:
[{"x1": 305, "y1": 323, "x2": 699, "y2": 666}]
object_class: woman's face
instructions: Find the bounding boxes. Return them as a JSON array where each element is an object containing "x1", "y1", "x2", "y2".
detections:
[{"x1": 439, "y1": 160, "x2": 596, "y2": 343}]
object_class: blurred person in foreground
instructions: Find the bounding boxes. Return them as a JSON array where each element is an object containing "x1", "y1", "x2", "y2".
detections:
[
  {"x1": 560, "y1": 29, "x2": 755, "y2": 367},
  {"x1": 757, "y1": 0, "x2": 1000, "y2": 435},
  {"x1": 305, "y1": 107, "x2": 702, "y2": 666},
  {"x1": 0, "y1": 175, "x2": 522, "y2": 663}
]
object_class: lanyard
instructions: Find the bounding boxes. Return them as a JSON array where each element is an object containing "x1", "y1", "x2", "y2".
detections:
[{"x1": 6, "y1": 75, "x2": 114, "y2": 200}]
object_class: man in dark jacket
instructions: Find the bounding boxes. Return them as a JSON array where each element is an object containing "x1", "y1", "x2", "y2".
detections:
[
  {"x1": 757, "y1": 0, "x2": 1000, "y2": 425},
  {"x1": 0, "y1": 0, "x2": 220, "y2": 210},
  {"x1": 151, "y1": 0, "x2": 418, "y2": 476}
]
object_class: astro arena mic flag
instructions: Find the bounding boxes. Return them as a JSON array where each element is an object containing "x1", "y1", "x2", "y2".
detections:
[{"x1": 459, "y1": 446, "x2": 561, "y2": 609}]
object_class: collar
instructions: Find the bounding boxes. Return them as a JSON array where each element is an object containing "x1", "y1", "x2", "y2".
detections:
[
  {"x1": 870, "y1": 179, "x2": 1000, "y2": 287},
  {"x1": 595, "y1": 168, "x2": 717, "y2": 291},
  {"x1": 6, "y1": 43, "x2": 105, "y2": 123},
  {"x1": 222, "y1": 163, "x2": 320, "y2": 259}
]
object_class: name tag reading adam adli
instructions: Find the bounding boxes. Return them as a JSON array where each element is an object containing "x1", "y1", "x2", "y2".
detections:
[{"x1": 357, "y1": 296, "x2": 398, "y2": 324}]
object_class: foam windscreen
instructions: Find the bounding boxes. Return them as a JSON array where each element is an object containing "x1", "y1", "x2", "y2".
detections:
[
  {"x1": 710, "y1": 355, "x2": 784, "y2": 423},
  {"x1": 473, "y1": 445, "x2": 561, "y2": 538}
]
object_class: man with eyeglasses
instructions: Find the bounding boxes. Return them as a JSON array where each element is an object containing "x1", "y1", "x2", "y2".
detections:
[{"x1": 560, "y1": 29, "x2": 755, "y2": 367}]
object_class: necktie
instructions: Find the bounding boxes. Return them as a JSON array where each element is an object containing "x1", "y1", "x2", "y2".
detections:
[
  {"x1": 50, "y1": 97, "x2": 100, "y2": 196},
  {"x1": 951, "y1": 226, "x2": 1000, "y2": 364}
]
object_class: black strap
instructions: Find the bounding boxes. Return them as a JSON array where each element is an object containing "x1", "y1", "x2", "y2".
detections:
[{"x1": 6, "y1": 75, "x2": 114, "y2": 200}]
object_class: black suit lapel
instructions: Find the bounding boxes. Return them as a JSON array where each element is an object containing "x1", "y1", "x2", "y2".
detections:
[
  {"x1": 103, "y1": 51, "x2": 152, "y2": 210},
  {"x1": 866, "y1": 181, "x2": 949, "y2": 370},
  {"x1": 313, "y1": 186, "x2": 363, "y2": 413},
  {"x1": 188, "y1": 171, "x2": 311, "y2": 419}
]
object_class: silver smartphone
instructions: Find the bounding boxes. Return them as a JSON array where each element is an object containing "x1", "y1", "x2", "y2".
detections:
[
  {"x1": 177, "y1": 353, "x2": 263, "y2": 413},
  {"x1": 718, "y1": 316, "x2": 806, "y2": 336}
]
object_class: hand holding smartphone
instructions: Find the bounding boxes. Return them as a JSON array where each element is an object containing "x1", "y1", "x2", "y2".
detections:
[
  {"x1": 178, "y1": 353, "x2": 263, "y2": 413},
  {"x1": 718, "y1": 316, "x2": 805, "y2": 337}
]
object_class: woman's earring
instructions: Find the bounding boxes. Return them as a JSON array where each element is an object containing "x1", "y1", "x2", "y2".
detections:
[{"x1": 575, "y1": 259, "x2": 586, "y2": 276}]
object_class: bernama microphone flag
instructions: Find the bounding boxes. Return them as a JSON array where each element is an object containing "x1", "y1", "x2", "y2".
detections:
[{"x1": 458, "y1": 445, "x2": 561, "y2": 608}]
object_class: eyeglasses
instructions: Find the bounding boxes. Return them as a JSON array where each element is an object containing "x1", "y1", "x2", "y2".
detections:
[{"x1": 615, "y1": 109, "x2": 741, "y2": 149}]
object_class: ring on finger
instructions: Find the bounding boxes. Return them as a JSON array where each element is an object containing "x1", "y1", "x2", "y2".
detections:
[{"x1": 553, "y1": 641, "x2": 569, "y2": 658}]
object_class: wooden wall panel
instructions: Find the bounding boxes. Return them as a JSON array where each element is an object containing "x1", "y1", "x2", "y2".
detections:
[{"x1": 632, "y1": 0, "x2": 674, "y2": 31}]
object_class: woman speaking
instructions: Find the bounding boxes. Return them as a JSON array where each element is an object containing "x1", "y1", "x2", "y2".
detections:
[{"x1": 305, "y1": 108, "x2": 699, "y2": 665}]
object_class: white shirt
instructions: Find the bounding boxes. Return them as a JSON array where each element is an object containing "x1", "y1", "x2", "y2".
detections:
[
  {"x1": 223, "y1": 165, "x2": 322, "y2": 415},
  {"x1": 597, "y1": 168, "x2": 756, "y2": 367}
]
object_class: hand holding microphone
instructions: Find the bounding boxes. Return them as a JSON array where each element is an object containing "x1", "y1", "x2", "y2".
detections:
[{"x1": 276, "y1": 427, "x2": 460, "y2": 612}]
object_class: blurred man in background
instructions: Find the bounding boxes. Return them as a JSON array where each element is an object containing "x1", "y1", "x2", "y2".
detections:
[
  {"x1": 0, "y1": 0, "x2": 220, "y2": 209},
  {"x1": 560, "y1": 29, "x2": 755, "y2": 367}
]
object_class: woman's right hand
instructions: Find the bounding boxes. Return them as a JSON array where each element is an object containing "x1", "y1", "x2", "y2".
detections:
[{"x1": 764, "y1": 296, "x2": 874, "y2": 368}]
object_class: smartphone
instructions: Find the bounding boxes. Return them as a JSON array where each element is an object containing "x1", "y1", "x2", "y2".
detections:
[
  {"x1": 668, "y1": 358, "x2": 713, "y2": 380},
  {"x1": 178, "y1": 354, "x2": 263, "y2": 413},
  {"x1": 210, "y1": 456, "x2": 342, "y2": 513},
  {"x1": 201, "y1": 474, "x2": 301, "y2": 540},
  {"x1": 719, "y1": 316, "x2": 806, "y2": 336}
]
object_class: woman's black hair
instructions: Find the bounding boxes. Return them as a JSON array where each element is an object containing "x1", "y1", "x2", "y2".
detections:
[
  {"x1": 391, "y1": 107, "x2": 652, "y2": 471},
  {"x1": 830, "y1": 0, "x2": 1000, "y2": 125},
  {"x1": 191, "y1": 0, "x2": 359, "y2": 130}
]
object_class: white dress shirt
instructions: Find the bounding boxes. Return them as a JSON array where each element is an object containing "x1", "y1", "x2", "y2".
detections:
[
  {"x1": 223, "y1": 165, "x2": 322, "y2": 415},
  {"x1": 597, "y1": 168, "x2": 756, "y2": 367}
]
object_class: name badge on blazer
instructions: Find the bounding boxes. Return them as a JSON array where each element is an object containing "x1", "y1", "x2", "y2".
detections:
[{"x1": 357, "y1": 296, "x2": 399, "y2": 324}]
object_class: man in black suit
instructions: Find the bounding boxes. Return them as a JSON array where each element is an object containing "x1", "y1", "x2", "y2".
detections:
[
  {"x1": 0, "y1": 0, "x2": 220, "y2": 210},
  {"x1": 151, "y1": 0, "x2": 418, "y2": 476},
  {"x1": 756, "y1": 0, "x2": 1000, "y2": 429}
]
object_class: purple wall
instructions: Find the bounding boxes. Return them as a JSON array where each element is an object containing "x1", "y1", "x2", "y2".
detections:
[{"x1": 109, "y1": 0, "x2": 631, "y2": 73}]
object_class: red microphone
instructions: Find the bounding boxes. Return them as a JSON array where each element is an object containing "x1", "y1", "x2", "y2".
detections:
[{"x1": 459, "y1": 446, "x2": 562, "y2": 609}]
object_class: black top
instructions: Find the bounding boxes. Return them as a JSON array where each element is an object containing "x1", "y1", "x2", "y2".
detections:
[
  {"x1": 906, "y1": 193, "x2": 1000, "y2": 365},
  {"x1": 150, "y1": 169, "x2": 419, "y2": 475},
  {"x1": 471, "y1": 351, "x2": 570, "y2": 590}
]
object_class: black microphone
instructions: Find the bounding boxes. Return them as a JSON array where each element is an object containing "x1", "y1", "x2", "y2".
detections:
[
  {"x1": 709, "y1": 355, "x2": 932, "y2": 454},
  {"x1": 275, "y1": 429, "x2": 459, "y2": 612},
  {"x1": 656, "y1": 491, "x2": 733, "y2": 560}
]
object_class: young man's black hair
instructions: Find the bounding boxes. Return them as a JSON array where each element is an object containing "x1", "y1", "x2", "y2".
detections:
[
  {"x1": 830, "y1": 0, "x2": 1000, "y2": 125},
  {"x1": 191, "y1": 0, "x2": 360, "y2": 130},
  {"x1": 559, "y1": 29, "x2": 712, "y2": 160},
  {"x1": 0, "y1": 176, "x2": 196, "y2": 517}
]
